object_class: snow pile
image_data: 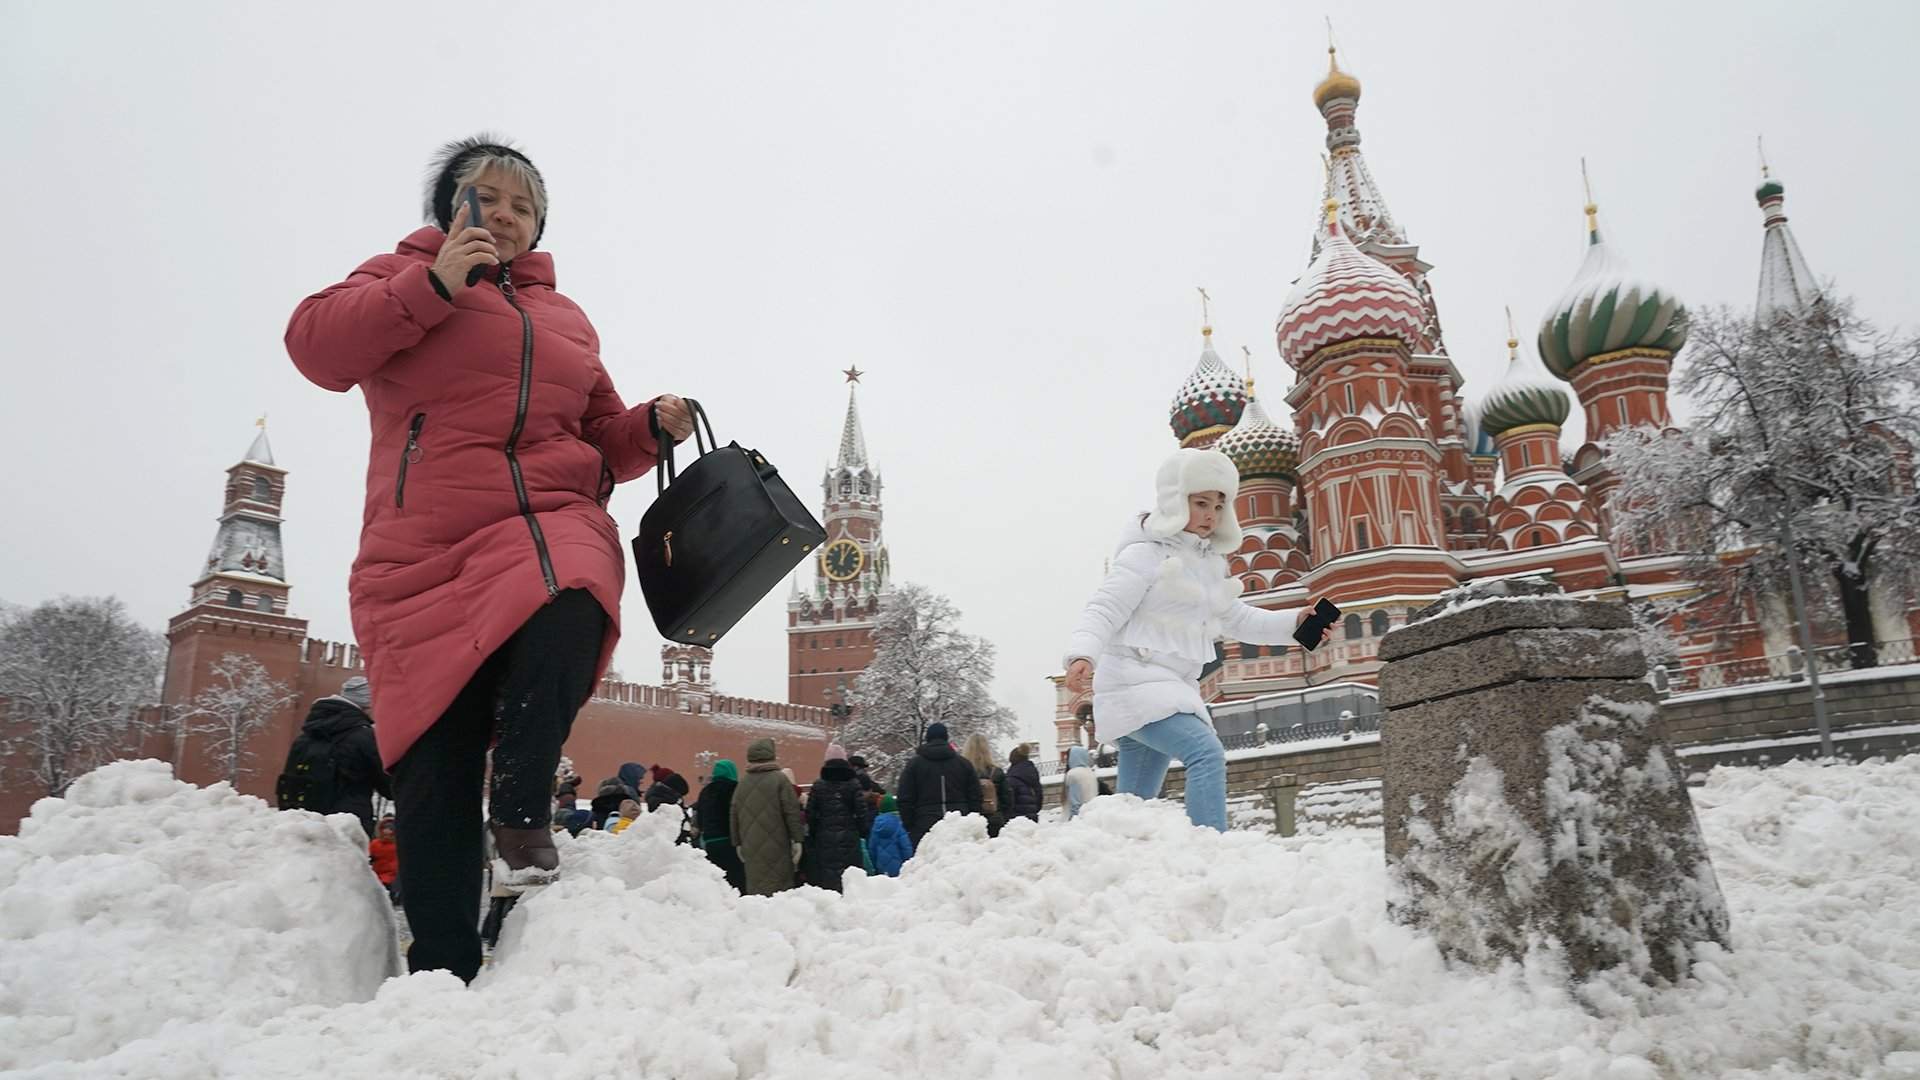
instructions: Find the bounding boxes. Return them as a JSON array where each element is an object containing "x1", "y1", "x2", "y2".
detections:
[
  {"x1": 7, "y1": 757, "x2": 1920, "y2": 1078},
  {"x1": 0, "y1": 761, "x2": 398, "y2": 1073}
]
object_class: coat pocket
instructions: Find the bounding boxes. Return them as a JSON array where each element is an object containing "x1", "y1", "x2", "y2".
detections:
[{"x1": 394, "y1": 412, "x2": 427, "y2": 509}]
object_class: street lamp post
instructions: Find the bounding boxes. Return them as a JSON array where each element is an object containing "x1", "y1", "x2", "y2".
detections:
[{"x1": 1779, "y1": 513, "x2": 1835, "y2": 759}]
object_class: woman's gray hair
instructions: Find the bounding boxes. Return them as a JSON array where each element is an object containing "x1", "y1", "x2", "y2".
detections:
[{"x1": 453, "y1": 151, "x2": 547, "y2": 228}]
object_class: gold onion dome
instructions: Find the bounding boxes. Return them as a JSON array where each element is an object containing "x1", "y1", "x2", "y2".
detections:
[
  {"x1": 1537, "y1": 202, "x2": 1688, "y2": 381},
  {"x1": 1313, "y1": 46, "x2": 1362, "y2": 109},
  {"x1": 1169, "y1": 328, "x2": 1249, "y2": 445},
  {"x1": 1476, "y1": 335, "x2": 1571, "y2": 438},
  {"x1": 1216, "y1": 388, "x2": 1300, "y2": 480}
]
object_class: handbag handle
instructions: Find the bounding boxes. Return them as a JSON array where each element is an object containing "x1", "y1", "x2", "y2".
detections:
[{"x1": 652, "y1": 398, "x2": 721, "y2": 496}]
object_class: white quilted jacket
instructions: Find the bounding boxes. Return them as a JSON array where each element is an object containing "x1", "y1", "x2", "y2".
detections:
[{"x1": 1064, "y1": 517, "x2": 1305, "y2": 743}]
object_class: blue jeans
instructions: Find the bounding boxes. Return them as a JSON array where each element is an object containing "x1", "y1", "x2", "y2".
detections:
[{"x1": 1115, "y1": 712, "x2": 1228, "y2": 832}]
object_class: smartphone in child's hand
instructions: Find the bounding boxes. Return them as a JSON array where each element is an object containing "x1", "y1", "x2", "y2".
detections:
[{"x1": 1292, "y1": 597, "x2": 1341, "y2": 651}]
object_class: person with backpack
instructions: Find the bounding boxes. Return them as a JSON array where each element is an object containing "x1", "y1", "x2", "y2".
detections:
[
  {"x1": 894, "y1": 723, "x2": 982, "y2": 848},
  {"x1": 1005, "y1": 743, "x2": 1044, "y2": 823},
  {"x1": 867, "y1": 795, "x2": 914, "y2": 877},
  {"x1": 730, "y1": 739, "x2": 805, "y2": 896},
  {"x1": 275, "y1": 675, "x2": 389, "y2": 839},
  {"x1": 961, "y1": 733, "x2": 1013, "y2": 838},
  {"x1": 802, "y1": 744, "x2": 874, "y2": 892},
  {"x1": 693, "y1": 759, "x2": 746, "y2": 893}
]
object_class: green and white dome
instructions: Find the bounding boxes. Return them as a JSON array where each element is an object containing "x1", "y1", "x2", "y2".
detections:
[
  {"x1": 1476, "y1": 337, "x2": 1571, "y2": 438},
  {"x1": 1537, "y1": 208, "x2": 1688, "y2": 380}
]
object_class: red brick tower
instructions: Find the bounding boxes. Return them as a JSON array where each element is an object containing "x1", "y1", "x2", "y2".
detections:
[
  {"x1": 787, "y1": 368, "x2": 892, "y2": 726},
  {"x1": 161, "y1": 423, "x2": 310, "y2": 792}
]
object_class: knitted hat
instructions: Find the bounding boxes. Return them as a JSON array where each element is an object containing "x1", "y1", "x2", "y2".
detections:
[
  {"x1": 423, "y1": 134, "x2": 547, "y2": 248},
  {"x1": 924, "y1": 723, "x2": 949, "y2": 744},
  {"x1": 1142, "y1": 448, "x2": 1242, "y2": 553},
  {"x1": 824, "y1": 743, "x2": 849, "y2": 762},
  {"x1": 338, "y1": 676, "x2": 372, "y2": 712},
  {"x1": 881, "y1": 794, "x2": 897, "y2": 814}
]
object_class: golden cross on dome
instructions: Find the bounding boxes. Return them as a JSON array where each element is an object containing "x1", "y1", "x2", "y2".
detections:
[
  {"x1": 842, "y1": 366, "x2": 864, "y2": 384},
  {"x1": 1505, "y1": 306, "x2": 1518, "y2": 359},
  {"x1": 1241, "y1": 345, "x2": 1256, "y2": 396},
  {"x1": 1196, "y1": 286, "x2": 1212, "y2": 334},
  {"x1": 255, "y1": 414, "x2": 267, "y2": 429}
]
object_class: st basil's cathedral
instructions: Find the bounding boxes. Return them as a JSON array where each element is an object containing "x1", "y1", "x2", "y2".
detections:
[{"x1": 1051, "y1": 45, "x2": 1918, "y2": 758}]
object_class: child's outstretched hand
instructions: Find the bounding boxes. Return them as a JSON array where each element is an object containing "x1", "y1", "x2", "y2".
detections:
[
  {"x1": 1065, "y1": 658, "x2": 1093, "y2": 694},
  {"x1": 1296, "y1": 604, "x2": 1335, "y2": 646}
]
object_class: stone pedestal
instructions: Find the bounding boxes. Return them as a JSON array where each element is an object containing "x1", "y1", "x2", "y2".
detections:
[
  {"x1": 1377, "y1": 577, "x2": 1730, "y2": 982},
  {"x1": 1267, "y1": 774, "x2": 1299, "y2": 837}
]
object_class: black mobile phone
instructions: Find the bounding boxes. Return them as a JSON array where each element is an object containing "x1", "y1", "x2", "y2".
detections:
[
  {"x1": 1292, "y1": 597, "x2": 1341, "y2": 651},
  {"x1": 461, "y1": 187, "x2": 488, "y2": 286}
]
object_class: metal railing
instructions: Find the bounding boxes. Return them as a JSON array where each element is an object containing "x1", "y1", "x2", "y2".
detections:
[
  {"x1": 1655, "y1": 638, "x2": 1915, "y2": 698},
  {"x1": 1036, "y1": 709, "x2": 1382, "y2": 776}
]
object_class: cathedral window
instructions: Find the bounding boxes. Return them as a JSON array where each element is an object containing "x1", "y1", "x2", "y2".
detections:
[
  {"x1": 1617, "y1": 397, "x2": 1629, "y2": 425},
  {"x1": 1370, "y1": 610, "x2": 1390, "y2": 637},
  {"x1": 256, "y1": 594, "x2": 274, "y2": 613},
  {"x1": 1351, "y1": 518, "x2": 1370, "y2": 550},
  {"x1": 250, "y1": 476, "x2": 271, "y2": 500},
  {"x1": 858, "y1": 475, "x2": 871, "y2": 495},
  {"x1": 1344, "y1": 613, "x2": 1364, "y2": 639},
  {"x1": 839, "y1": 476, "x2": 852, "y2": 497},
  {"x1": 1344, "y1": 384, "x2": 1356, "y2": 413},
  {"x1": 225, "y1": 589, "x2": 244, "y2": 607}
]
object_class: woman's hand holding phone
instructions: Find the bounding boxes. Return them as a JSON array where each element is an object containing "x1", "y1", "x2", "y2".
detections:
[{"x1": 429, "y1": 194, "x2": 497, "y2": 300}]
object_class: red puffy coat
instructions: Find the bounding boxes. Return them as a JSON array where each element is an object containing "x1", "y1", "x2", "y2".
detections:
[{"x1": 286, "y1": 227, "x2": 660, "y2": 767}]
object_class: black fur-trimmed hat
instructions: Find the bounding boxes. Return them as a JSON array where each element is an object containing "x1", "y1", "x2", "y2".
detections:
[{"x1": 423, "y1": 133, "x2": 547, "y2": 248}]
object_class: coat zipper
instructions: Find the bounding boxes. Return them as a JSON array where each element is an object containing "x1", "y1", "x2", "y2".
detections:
[
  {"x1": 497, "y1": 265, "x2": 560, "y2": 599},
  {"x1": 394, "y1": 412, "x2": 426, "y2": 508}
]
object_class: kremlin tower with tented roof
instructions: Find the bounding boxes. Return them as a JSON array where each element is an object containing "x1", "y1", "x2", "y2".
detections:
[{"x1": 1050, "y1": 40, "x2": 1899, "y2": 760}]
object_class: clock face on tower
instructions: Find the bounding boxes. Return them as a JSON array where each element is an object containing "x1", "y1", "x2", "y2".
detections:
[{"x1": 822, "y1": 538, "x2": 865, "y2": 581}]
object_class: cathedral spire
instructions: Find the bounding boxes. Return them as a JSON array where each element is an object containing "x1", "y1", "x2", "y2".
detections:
[
  {"x1": 1754, "y1": 143, "x2": 1821, "y2": 318},
  {"x1": 245, "y1": 415, "x2": 274, "y2": 466},
  {"x1": 836, "y1": 367, "x2": 869, "y2": 468},
  {"x1": 1311, "y1": 37, "x2": 1402, "y2": 254}
]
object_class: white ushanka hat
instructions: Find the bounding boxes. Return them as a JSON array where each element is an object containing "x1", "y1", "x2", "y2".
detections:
[{"x1": 1142, "y1": 448, "x2": 1242, "y2": 554}]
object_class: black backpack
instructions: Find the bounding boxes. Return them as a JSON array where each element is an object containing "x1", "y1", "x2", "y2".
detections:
[{"x1": 276, "y1": 727, "x2": 340, "y2": 814}]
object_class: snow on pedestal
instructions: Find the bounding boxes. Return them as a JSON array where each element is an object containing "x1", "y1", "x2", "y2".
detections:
[{"x1": 1377, "y1": 577, "x2": 1731, "y2": 982}]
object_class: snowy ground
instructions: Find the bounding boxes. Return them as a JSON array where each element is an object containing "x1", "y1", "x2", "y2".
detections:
[{"x1": 3, "y1": 757, "x2": 1918, "y2": 1079}]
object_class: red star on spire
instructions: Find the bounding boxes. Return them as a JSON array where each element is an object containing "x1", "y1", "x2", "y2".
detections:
[{"x1": 842, "y1": 366, "x2": 864, "y2": 384}]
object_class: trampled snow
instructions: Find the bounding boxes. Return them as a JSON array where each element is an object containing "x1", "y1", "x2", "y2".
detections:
[{"x1": 4, "y1": 756, "x2": 1918, "y2": 1078}]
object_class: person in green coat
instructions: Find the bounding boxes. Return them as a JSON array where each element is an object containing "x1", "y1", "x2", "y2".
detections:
[
  {"x1": 729, "y1": 738, "x2": 804, "y2": 896},
  {"x1": 693, "y1": 759, "x2": 745, "y2": 893}
]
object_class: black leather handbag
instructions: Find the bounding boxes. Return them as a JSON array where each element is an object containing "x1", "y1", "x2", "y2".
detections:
[{"x1": 632, "y1": 400, "x2": 826, "y2": 646}]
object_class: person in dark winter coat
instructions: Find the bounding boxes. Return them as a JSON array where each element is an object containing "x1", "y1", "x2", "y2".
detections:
[
  {"x1": 730, "y1": 739, "x2": 805, "y2": 896},
  {"x1": 847, "y1": 754, "x2": 885, "y2": 796},
  {"x1": 961, "y1": 733, "x2": 1013, "y2": 838},
  {"x1": 894, "y1": 723, "x2": 982, "y2": 847},
  {"x1": 867, "y1": 795, "x2": 914, "y2": 877},
  {"x1": 1005, "y1": 743, "x2": 1044, "y2": 823},
  {"x1": 803, "y1": 744, "x2": 874, "y2": 892},
  {"x1": 694, "y1": 760, "x2": 746, "y2": 893},
  {"x1": 590, "y1": 762, "x2": 648, "y2": 829},
  {"x1": 645, "y1": 771, "x2": 690, "y2": 813},
  {"x1": 287, "y1": 676, "x2": 390, "y2": 838}
]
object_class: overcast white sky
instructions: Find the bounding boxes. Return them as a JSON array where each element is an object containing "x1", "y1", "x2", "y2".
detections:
[{"x1": 4, "y1": 1, "x2": 1916, "y2": 753}]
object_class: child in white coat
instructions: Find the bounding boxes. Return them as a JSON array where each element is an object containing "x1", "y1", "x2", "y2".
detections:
[{"x1": 1063, "y1": 448, "x2": 1331, "y2": 831}]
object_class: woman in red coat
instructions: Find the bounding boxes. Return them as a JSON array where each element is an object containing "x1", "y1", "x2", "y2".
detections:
[{"x1": 286, "y1": 136, "x2": 692, "y2": 983}]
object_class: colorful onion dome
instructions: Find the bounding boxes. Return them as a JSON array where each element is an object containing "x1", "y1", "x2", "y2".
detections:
[
  {"x1": 1276, "y1": 201, "x2": 1426, "y2": 369},
  {"x1": 1312, "y1": 46, "x2": 1361, "y2": 110},
  {"x1": 1536, "y1": 202, "x2": 1688, "y2": 380},
  {"x1": 1476, "y1": 333, "x2": 1571, "y2": 438},
  {"x1": 1168, "y1": 328, "x2": 1248, "y2": 445},
  {"x1": 1756, "y1": 177, "x2": 1785, "y2": 203},
  {"x1": 1215, "y1": 387, "x2": 1300, "y2": 480}
]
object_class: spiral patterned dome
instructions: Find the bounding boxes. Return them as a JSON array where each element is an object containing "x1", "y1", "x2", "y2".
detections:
[
  {"x1": 1537, "y1": 214, "x2": 1688, "y2": 380},
  {"x1": 1476, "y1": 339, "x2": 1572, "y2": 437},
  {"x1": 1168, "y1": 330, "x2": 1248, "y2": 446},
  {"x1": 1276, "y1": 206, "x2": 1426, "y2": 369},
  {"x1": 1215, "y1": 392, "x2": 1300, "y2": 481}
]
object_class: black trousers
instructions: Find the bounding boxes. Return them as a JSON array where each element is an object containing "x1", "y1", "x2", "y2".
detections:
[{"x1": 391, "y1": 588, "x2": 607, "y2": 982}]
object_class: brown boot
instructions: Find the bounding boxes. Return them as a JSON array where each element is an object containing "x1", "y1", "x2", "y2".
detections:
[{"x1": 490, "y1": 825, "x2": 559, "y2": 894}]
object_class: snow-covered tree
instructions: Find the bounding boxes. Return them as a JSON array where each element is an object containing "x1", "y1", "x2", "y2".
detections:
[
  {"x1": 0, "y1": 596, "x2": 164, "y2": 797},
  {"x1": 1604, "y1": 299, "x2": 1920, "y2": 667},
  {"x1": 183, "y1": 652, "x2": 295, "y2": 785},
  {"x1": 840, "y1": 583, "x2": 1019, "y2": 783}
]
